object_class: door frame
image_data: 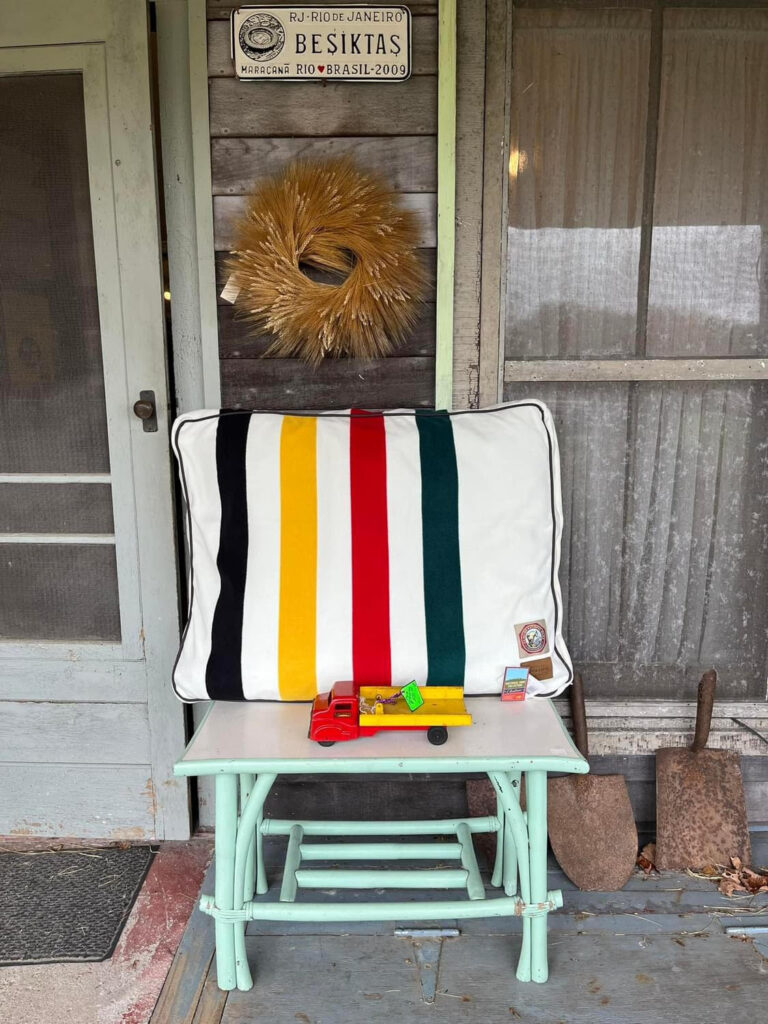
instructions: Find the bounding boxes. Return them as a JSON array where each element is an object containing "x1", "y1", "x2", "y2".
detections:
[
  {"x1": 1, "y1": 0, "x2": 189, "y2": 838},
  {"x1": 155, "y1": 0, "x2": 221, "y2": 415}
]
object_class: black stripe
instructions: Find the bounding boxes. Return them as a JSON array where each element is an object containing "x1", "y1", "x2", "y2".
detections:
[{"x1": 205, "y1": 414, "x2": 250, "y2": 699}]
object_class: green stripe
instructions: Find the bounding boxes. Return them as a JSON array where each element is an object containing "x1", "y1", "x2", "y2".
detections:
[{"x1": 416, "y1": 411, "x2": 465, "y2": 685}]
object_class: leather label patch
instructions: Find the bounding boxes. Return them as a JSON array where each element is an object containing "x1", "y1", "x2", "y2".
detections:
[{"x1": 523, "y1": 656, "x2": 553, "y2": 681}]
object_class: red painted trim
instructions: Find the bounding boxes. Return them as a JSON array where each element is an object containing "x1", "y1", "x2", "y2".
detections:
[
  {"x1": 104, "y1": 839, "x2": 211, "y2": 1024},
  {"x1": 350, "y1": 410, "x2": 392, "y2": 685}
]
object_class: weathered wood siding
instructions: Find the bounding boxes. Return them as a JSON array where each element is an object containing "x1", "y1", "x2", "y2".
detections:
[
  {"x1": 195, "y1": 1, "x2": 487, "y2": 827},
  {"x1": 0, "y1": 667, "x2": 161, "y2": 840},
  {"x1": 196, "y1": 4, "x2": 768, "y2": 829},
  {"x1": 207, "y1": 1, "x2": 442, "y2": 410},
  {"x1": 0, "y1": 765, "x2": 156, "y2": 839},
  {"x1": 261, "y1": 757, "x2": 768, "y2": 829}
]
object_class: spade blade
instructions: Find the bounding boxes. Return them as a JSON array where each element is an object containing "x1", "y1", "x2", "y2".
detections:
[
  {"x1": 655, "y1": 747, "x2": 750, "y2": 870},
  {"x1": 548, "y1": 774, "x2": 638, "y2": 891}
]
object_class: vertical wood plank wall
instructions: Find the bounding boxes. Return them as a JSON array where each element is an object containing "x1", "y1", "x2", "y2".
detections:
[
  {"x1": 206, "y1": 1, "x2": 445, "y2": 410},
  {"x1": 195, "y1": 4, "x2": 768, "y2": 829},
  {"x1": 195, "y1": 0, "x2": 486, "y2": 828}
]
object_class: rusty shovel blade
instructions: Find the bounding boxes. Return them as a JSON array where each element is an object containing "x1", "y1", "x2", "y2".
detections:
[
  {"x1": 655, "y1": 671, "x2": 751, "y2": 870},
  {"x1": 547, "y1": 673, "x2": 638, "y2": 891},
  {"x1": 655, "y1": 747, "x2": 750, "y2": 870},
  {"x1": 548, "y1": 774, "x2": 638, "y2": 891}
]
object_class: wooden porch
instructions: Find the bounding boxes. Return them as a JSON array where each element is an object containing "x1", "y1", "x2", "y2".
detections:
[{"x1": 150, "y1": 832, "x2": 768, "y2": 1024}]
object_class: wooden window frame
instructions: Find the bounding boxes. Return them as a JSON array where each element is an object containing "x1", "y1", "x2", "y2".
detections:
[
  {"x1": 467, "y1": 0, "x2": 768, "y2": 743},
  {"x1": 477, "y1": 0, "x2": 768, "y2": 405}
]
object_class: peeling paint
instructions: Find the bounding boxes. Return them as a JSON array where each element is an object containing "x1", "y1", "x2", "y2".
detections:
[
  {"x1": 110, "y1": 826, "x2": 148, "y2": 842},
  {"x1": 142, "y1": 778, "x2": 158, "y2": 821}
]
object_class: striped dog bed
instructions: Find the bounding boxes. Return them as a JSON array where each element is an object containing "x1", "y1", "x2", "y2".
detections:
[{"x1": 172, "y1": 403, "x2": 572, "y2": 701}]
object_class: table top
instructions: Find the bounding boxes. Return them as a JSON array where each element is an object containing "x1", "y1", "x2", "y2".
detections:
[{"x1": 175, "y1": 697, "x2": 588, "y2": 776}]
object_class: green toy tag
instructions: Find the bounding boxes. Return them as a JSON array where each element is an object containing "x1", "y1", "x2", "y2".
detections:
[{"x1": 401, "y1": 681, "x2": 424, "y2": 711}]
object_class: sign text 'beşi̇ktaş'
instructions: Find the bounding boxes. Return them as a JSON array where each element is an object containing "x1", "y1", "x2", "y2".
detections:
[{"x1": 231, "y1": 6, "x2": 412, "y2": 81}]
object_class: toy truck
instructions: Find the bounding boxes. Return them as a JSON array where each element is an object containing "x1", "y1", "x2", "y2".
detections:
[{"x1": 309, "y1": 681, "x2": 472, "y2": 747}]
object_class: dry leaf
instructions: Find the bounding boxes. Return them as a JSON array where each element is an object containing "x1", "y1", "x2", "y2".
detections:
[
  {"x1": 637, "y1": 842, "x2": 658, "y2": 874},
  {"x1": 714, "y1": 859, "x2": 768, "y2": 897},
  {"x1": 742, "y1": 869, "x2": 768, "y2": 892},
  {"x1": 718, "y1": 878, "x2": 746, "y2": 896}
]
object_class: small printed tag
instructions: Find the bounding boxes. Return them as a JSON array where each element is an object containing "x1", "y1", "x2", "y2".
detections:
[
  {"x1": 524, "y1": 656, "x2": 554, "y2": 681},
  {"x1": 401, "y1": 680, "x2": 424, "y2": 711},
  {"x1": 515, "y1": 619, "x2": 550, "y2": 657},
  {"x1": 220, "y1": 274, "x2": 241, "y2": 304},
  {"x1": 501, "y1": 666, "x2": 529, "y2": 701}
]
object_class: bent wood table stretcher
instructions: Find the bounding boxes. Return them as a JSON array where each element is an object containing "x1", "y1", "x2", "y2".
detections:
[{"x1": 175, "y1": 697, "x2": 587, "y2": 991}]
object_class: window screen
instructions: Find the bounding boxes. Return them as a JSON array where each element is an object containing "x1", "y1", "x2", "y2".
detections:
[{"x1": 504, "y1": 8, "x2": 768, "y2": 698}]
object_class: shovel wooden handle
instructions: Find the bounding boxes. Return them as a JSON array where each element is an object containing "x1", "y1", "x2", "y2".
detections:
[
  {"x1": 570, "y1": 672, "x2": 589, "y2": 758},
  {"x1": 691, "y1": 669, "x2": 717, "y2": 753}
]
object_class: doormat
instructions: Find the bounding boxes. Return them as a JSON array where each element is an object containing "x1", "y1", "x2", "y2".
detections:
[{"x1": 0, "y1": 845, "x2": 155, "y2": 965}]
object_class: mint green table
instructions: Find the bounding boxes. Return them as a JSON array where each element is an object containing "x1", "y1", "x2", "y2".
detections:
[{"x1": 175, "y1": 696, "x2": 587, "y2": 992}]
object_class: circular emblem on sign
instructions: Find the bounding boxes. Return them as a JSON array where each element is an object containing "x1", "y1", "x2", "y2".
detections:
[
  {"x1": 239, "y1": 13, "x2": 285, "y2": 62},
  {"x1": 519, "y1": 622, "x2": 547, "y2": 655}
]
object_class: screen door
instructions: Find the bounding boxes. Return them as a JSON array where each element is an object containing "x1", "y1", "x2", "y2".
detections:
[{"x1": 0, "y1": 2, "x2": 188, "y2": 839}]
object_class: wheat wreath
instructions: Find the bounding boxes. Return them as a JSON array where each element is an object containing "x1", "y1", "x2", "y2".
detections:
[{"x1": 226, "y1": 159, "x2": 427, "y2": 363}]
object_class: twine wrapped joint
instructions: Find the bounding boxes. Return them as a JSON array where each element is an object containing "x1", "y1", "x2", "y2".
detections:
[{"x1": 226, "y1": 159, "x2": 427, "y2": 363}]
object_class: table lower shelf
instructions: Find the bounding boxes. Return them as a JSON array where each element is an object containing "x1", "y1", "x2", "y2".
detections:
[
  {"x1": 200, "y1": 814, "x2": 563, "y2": 923},
  {"x1": 278, "y1": 816, "x2": 488, "y2": 902},
  {"x1": 202, "y1": 768, "x2": 564, "y2": 991}
]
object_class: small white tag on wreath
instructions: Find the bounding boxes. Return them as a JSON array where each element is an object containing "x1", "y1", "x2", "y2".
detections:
[{"x1": 220, "y1": 275, "x2": 241, "y2": 304}]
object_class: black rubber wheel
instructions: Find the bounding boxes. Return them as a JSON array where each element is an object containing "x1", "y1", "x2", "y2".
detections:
[
  {"x1": 427, "y1": 726, "x2": 448, "y2": 746},
  {"x1": 318, "y1": 740, "x2": 336, "y2": 747}
]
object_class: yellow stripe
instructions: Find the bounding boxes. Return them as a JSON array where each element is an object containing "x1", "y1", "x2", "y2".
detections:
[{"x1": 278, "y1": 416, "x2": 318, "y2": 699}]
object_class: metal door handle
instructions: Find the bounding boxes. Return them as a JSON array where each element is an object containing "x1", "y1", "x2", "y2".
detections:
[
  {"x1": 133, "y1": 391, "x2": 158, "y2": 432},
  {"x1": 133, "y1": 399, "x2": 154, "y2": 419}
]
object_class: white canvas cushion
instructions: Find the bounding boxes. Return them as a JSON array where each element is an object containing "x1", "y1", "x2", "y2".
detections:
[{"x1": 172, "y1": 402, "x2": 573, "y2": 701}]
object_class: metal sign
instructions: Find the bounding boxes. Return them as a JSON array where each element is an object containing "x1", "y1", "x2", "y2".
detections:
[{"x1": 231, "y1": 6, "x2": 411, "y2": 81}]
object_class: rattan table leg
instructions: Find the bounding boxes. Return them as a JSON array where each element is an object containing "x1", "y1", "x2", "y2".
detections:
[{"x1": 213, "y1": 774, "x2": 239, "y2": 991}]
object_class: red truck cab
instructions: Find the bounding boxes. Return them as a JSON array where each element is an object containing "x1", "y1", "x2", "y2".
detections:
[{"x1": 309, "y1": 680, "x2": 360, "y2": 745}]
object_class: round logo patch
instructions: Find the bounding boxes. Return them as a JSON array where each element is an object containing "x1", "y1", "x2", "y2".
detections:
[
  {"x1": 239, "y1": 13, "x2": 286, "y2": 62},
  {"x1": 518, "y1": 621, "x2": 547, "y2": 656}
]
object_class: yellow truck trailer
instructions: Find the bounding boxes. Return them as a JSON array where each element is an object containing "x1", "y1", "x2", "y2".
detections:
[{"x1": 309, "y1": 682, "x2": 473, "y2": 746}]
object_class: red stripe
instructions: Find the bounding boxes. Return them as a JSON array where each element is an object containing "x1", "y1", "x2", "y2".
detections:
[{"x1": 350, "y1": 410, "x2": 391, "y2": 685}]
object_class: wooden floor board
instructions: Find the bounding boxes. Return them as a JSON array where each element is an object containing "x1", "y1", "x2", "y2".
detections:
[
  {"x1": 154, "y1": 833, "x2": 768, "y2": 1021},
  {"x1": 218, "y1": 930, "x2": 768, "y2": 1024},
  {"x1": 191, "y1": 971, "x2": 227, "y2": 1024},
  {"x1": 221, "y1": 935, "x2": 421, "y2": 1024}
]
